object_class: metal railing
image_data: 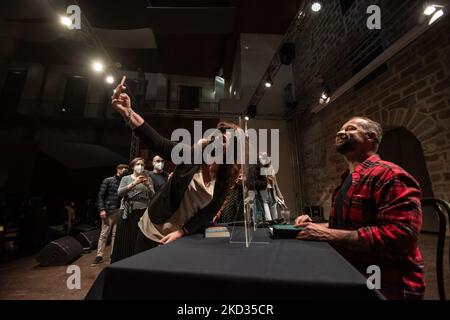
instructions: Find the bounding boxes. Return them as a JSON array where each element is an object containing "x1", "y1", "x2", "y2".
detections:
[{"x1": 7, "y1": 99, "x2": 222, "y2": 120}]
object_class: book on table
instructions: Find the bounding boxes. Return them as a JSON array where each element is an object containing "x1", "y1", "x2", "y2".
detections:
[
  {"x1": 205, "y1": 226, "x2": 230, "y2": 238},
  {"x1": 269, "y1": 224, "x2": 304, "y2": 238}
]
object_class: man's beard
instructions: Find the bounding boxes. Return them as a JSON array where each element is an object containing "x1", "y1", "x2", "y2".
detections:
[{"x1": 335, "y1": 138, "x2": 358, "y2": 154}]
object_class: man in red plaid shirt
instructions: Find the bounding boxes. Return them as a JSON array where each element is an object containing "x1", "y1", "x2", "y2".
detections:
[{"x1": 295, "y1": 116, "x2": 425, "y2": 300}]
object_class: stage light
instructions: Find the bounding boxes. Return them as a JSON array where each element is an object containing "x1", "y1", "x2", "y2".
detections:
[
  {"x1": 429, "y1": 9, "x2": 444, "y2": 25},
  {"x1": 60, "y1": 16, "x2": 71, "y2": 27},
  {"x1": 106, "y1": 75, "x2": 114, "y2": 84},
  {"x1": 320, "y1": 89, "x2": 331, "y2": 105},
  {"x1": 311, "y1": 2, "x2": 322, "y2": 12},
  {"x1": 92, "y1": 61, "x2": 104, "y2": 73},
  {"x1": 424, "y1": 5, "x2": 437, "y2": 16},
  {"x1": 423, "y1": 4, "x2": 445, "y2": 25}
]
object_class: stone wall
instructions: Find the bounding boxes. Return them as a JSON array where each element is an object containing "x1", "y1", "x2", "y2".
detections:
[{"x1": 292, "y1": 2, "x2": 450, "y2": 216}]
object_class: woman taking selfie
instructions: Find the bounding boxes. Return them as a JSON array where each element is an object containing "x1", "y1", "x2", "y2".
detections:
[
  {"x1": 111, "y1": 157, "x2": 154, "y2": 262},
  {"x1": 111, "y1": 82, "x2": 239, "y2": 254}
]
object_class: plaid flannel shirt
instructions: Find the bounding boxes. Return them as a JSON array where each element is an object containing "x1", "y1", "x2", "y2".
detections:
[{"x1": 329, "y1": 154, "x2": 425, "y2": 299}]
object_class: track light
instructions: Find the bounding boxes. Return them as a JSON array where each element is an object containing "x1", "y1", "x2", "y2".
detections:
[
  {"x1": 60, "y1": 16, "x2": 71, "y2": 27},
  {"x1": 424, "y1": 5, "x2": 437, "y2": 15},
  {"x1": 106, "y1": 75, "x2": 114, "y2": 84},
  {"x1": 429, "y1": 9, "x2": 444, "y2": 25},
  {"x1": 264, "y1": 77, "x2": 273, "y2": 88},
  {"x1": 311, "y1": 2, "x2": 322, "y2": 12},
  {"x1": 423, "y1": 4, "x2": 445, "y2": 25},
  {"x1": 92, "y1": 61, "x2": 104, "y2": 73},
  {"x1": 319, "y1": 89, "x2": 331, "y2": 105}
]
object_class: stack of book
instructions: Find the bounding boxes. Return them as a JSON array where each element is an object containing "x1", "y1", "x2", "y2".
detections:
[{"x1": 205, "y1": 226, "x2": 230, "y2": 238}]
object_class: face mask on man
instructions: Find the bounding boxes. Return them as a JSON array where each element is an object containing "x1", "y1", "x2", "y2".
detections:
[
  {"x1": 154, "y1": 162, "x2": 164, "y2": 171},
  {"x1": 134, "y1": 164, "x2": 144, "y2": 175}
]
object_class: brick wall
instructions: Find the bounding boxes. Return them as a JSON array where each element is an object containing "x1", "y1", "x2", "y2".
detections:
[{"x1": 292, "y1": 3, "x2": 450, "y2": 215}]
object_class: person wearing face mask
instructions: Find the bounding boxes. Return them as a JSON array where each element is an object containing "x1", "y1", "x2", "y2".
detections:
[
  {"x1": 91, "y1": 164, "x2": 129, "y2": 266},
  {"x1": 148, "y1": 155, "x2": 169, "y2": 193},
  {"x1": 258, "y1": 152, "x2": 287, "y2": 222},
  {"x1": 110, "y1": 157, "x2": 155, "y2": 263}
]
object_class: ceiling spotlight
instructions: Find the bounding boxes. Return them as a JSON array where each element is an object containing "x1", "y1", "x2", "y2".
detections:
[
  {"x1": 424, "y1": 5, "x2": 437, "y2": 16},
  {"x1": 264, "y1": 78, "x2": 272, "y2": 88},
  {"x1": 60, "y1": 16, "x2": 71, "y2": 27},
  {"x1": 106, "y1": 75, "x2": 114, "y2": 84},
  {"x1": 92, "y1": 61, "x2": 104, "y2": 73},
  {"x1": 244, "y1": 116, "x2": 250, "y2": 121},
  {"x1": 311, "y1": 2, "x2": 322, "y2": 12},
  {"x1": 319, "y1": 89, "x2": 331, "y2": 105},
  {"x1": 319, "y1": 97, "x2": 331, "y2": 105},
  {"x1": 429, "y1": 8, "x2": 444, "y2": 25}
]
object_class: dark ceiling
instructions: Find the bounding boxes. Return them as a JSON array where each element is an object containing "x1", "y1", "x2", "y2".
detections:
[{"x1": 0, "y1": 0, "x2": 302, "y2": 78}]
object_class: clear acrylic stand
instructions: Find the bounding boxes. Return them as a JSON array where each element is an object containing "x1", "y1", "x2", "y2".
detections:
[{"x1": 229, "y1": 116, "x2": 269, "y2": 247}]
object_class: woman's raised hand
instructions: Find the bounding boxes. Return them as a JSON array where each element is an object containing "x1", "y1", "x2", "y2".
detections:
[{"x1": 111, "y1": 83, "x2": 131, "y2": 117}]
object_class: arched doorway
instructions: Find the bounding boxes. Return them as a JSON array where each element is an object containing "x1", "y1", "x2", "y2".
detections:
[{"x1": 378, "y1": 127, "x2": 437, "y2": 232}]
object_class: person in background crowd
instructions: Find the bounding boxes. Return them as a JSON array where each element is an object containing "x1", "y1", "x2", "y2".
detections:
[
  {"x1": 294, "y1": 116, "x2": 425, "y2": 300},
  {"x1": 111, "y1": 157, "x2": 154, "y2": 263},
  {"x1": 148, "y1": 155, "x2": 169, "y2": 193},
  {"x1": 257, "y1": 152, "x2": 287, "y2": 222},
  {"x1": 91, "y1": 164, "x2": 129, "y2": 266}
]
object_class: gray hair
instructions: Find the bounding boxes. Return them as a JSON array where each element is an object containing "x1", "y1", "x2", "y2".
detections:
[{"x1": 350, "y1": 116, "x2": 383, "y2": 146}]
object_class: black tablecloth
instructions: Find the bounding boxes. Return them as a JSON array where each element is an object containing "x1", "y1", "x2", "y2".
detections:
[{"x1": 86, "y1": 228, "x2": 383, "y2": 300}]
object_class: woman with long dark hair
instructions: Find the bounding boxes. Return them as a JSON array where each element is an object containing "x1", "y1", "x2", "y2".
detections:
[{"x1": 111, "y1": 83, "x2": 240, "y2": 253}]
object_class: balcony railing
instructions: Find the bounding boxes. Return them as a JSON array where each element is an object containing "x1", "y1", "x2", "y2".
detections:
[{"x1": 7, "y1": 99, "x2": 222, "y2": 120}]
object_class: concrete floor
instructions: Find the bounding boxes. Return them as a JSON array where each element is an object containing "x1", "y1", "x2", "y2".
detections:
[{"x1": 0, "y1": 235, "x2": 448, "y2": 300}]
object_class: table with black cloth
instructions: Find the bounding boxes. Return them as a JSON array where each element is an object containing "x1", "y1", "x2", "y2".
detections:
[{"x1": 86, "y1": 227, "x2": 383, "y2": 300}]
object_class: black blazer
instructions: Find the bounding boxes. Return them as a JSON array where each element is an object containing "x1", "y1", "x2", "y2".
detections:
[{"x1": 134, "y1": 122, "x2": 227, "y2": 234}]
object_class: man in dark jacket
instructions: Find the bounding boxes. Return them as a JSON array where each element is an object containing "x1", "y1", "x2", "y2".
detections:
[{"x1": 91, "y1": 164, "x2": 129, "y2": 266}]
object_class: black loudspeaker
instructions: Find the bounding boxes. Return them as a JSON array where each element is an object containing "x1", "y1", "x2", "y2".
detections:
[
  {"x1": 36, "y1": 236, "x2": 83, "y2": 266},
  {"x1": 70, "y1": 224, "x2": 97, "y2": 236},
  {"x1": 76, "y1": 229, "x2": 101, "y2": 250},
  {"x1": 280, "y1": 43, "x2": 295, "y2": 65}
]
